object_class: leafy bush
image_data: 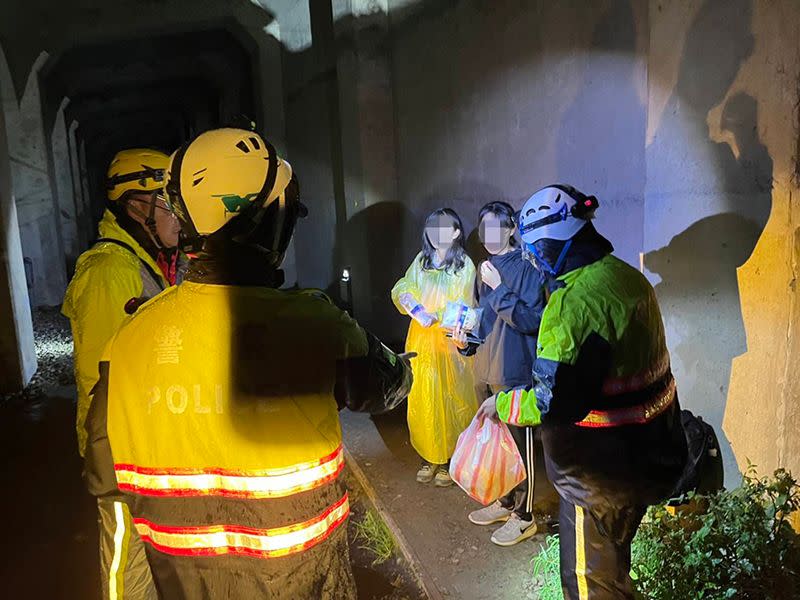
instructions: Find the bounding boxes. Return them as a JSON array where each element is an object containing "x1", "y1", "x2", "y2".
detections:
[{"x1": 532, "y1": 468, "x2": 800, "y2": 599}]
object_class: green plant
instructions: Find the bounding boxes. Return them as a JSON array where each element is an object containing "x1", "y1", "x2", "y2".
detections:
[
  {"x1": 532, "y1": 534, "x2": 565, "y2": 600},
  {"x1": 634, "y1": 466, "x2": 800, "y2": 599},
  {"x1": 532, "y1": 468, "x2": 800, "y2": 599},
  {"x1": 353, "y1": 509, "x2": 396, "y2": 566}
]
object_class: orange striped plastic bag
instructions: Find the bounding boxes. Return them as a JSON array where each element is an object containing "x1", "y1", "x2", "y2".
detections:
[{"x1": 448, "y1": 413, "x2": 525, "y2": 505}]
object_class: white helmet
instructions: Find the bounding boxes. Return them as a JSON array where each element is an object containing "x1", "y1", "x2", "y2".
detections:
[{"x1": 518, "y1": 184, "x2": 598, "y2": 245}]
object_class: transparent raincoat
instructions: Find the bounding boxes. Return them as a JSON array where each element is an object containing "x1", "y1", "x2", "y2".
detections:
[{"x1": 391, "y1": 252, "x2": 479, "y2": 464}]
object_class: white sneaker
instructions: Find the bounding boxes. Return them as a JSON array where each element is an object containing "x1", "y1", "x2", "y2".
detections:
[
  {"x1": 434, "y1": 466, "x2": 454, "y2": 487},
  {"x1": 416, "y1": 463, "x2": 435, "y2": 483},
  {"x1": 468, "y1": 501, "x2": 513, "y2": 526},
  {"x1": 490, "y1": 514, "x2": 538, "y2": 546}
]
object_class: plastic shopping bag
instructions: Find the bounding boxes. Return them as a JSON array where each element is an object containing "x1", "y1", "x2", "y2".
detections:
[
  {"x1": 449, "y1": 413, "x2": 526, "y2": 505},
  {"x1": 440, "y1": 301, "x2": 482, "y2": 332}
]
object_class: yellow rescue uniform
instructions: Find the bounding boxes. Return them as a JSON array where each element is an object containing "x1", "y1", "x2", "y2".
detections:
[
  {"x1": 85, "y1": 280, "x2": 410, "y2": 599},
  {"x1": 62, "y1": 210, "x2": 166, "y2": 456}
]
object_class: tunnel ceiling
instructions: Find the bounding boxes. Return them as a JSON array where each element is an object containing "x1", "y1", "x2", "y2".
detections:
[
  {"x1": 35, "y1": 26, "x2": 260, "y2": 223},
  {"x1": 0, "y1": 0, "x2": 279, "y2": 100},
  {"x1": 41, "y1": 29, "x2": 254, "y2": 135}
]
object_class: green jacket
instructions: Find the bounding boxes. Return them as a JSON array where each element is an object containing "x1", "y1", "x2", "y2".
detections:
[{"x1": 496, "y1": 254, "x2": 686, "y2": 513}]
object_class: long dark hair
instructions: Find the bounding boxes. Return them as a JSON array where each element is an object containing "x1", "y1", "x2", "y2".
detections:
[
  {"x1": 478, "y1": 201, "x2": 519, "y2": 248},
  {"x1": 420, "y1": 208, "x2": 467, "y2": 273}
]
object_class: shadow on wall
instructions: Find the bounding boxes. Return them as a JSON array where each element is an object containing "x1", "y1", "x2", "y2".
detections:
[
  {"x1": 333, "y1": 181, "x2": 512, "y2": 346},
  {"x1": 332, "y1": 201, "x2": 413, "y2": 346},
  {"x1": 795, "y1": 76, "x2": 800, "y2": 187},
  {"x1": 644, "y1": 0, "x2": 772, "y2": 484},
  {"x1": 556, "y1": 0, "x2": 646, "y2": 268}
]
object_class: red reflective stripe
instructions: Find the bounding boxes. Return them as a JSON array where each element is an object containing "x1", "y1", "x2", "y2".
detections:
[
  {"x1": 504, "y1": 389, "x2": 523, "y2": 425},
  {"x1": 576, "y1": 378, "x2": 676, "y2": 428},
  {"x1": 601, "y1": 353, "x2": 670, "y2": 396},
  {"x1": 115, "y1": 445, "x2": 343, "y2": 477},
  {"x1": 509, "y1": 390, "x2": 521, "y2": 425},
  {"x1": 118, "y1": 460, "x2": 343, "y2": 499},
  {"x1": 134, "y1": 493, "x2": 350, "y2": 559},
  {"x1": 115, "y1": 446, "x2": 344, "y2": 498}
]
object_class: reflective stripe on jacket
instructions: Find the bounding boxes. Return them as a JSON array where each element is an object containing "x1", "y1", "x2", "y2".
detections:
[
  {"x1": 496, "y1": 254, "x2": 687, "y2": 509},
  {"x1": 106, "y1": 282, "x2": 365, "y2": 549}
]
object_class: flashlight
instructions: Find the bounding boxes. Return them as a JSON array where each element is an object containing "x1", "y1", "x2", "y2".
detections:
[{"x1": 340, "y1": 267, "x2": 353, "y2": 315}]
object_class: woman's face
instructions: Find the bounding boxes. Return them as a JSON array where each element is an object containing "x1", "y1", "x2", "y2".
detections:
[
  {"x1": 479, "y1": 213, "x2": 514, "y2": 255},
  {"x1": 425, "y1": 215, "x2": 459, "y2": 251}
]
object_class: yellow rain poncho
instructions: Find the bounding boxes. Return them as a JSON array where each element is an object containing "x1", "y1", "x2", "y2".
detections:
[{"x1": 391, "y1": 253, "x2": 478, "y2": 464}]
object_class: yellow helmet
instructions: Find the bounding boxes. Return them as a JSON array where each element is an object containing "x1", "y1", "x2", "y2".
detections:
[
  {"x1": 106, "y1": 148, "x2": 170, "y2": 202},
  {"x1": 165, "y1": 128, "x2": 303, "y2": 259}
]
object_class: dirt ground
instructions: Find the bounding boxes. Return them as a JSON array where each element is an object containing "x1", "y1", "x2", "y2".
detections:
[
  {"x1": 340, "y1": 408, "x2": 561, "y2": 600},
  {"x1": 346, "y1": 468, "x2": 428, "y2": 600}
]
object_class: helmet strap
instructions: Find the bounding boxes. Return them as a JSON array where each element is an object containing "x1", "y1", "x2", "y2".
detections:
[
  {"x1": 124, "y1": 193, "x2": 165, "y2": 249},
  {"x1": 231, "y1": 139, "x2": 280, "y2": 245},
  {"x1": 528, "y1": 238, "x2": 573, "y2": 277},
  {"x1": 165, "y1": 141, "x2": 204, "y2": 254}
]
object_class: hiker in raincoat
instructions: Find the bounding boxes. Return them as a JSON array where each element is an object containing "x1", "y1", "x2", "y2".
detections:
[
  {"x1": 392, "y1": 208, "x2": 478, "y2": 487},
  {"x1": 63, "y1": 148, "x2": 182, "y2": 600}
]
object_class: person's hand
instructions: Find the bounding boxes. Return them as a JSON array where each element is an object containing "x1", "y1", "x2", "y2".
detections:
[
  {"x1": 398, "y1": 351, "x2": 417, "y2": 364},
  {"x1": 476, "y1": 394, "x2": 499, "y2": 422},
  {"x1": 411, "y1": 308, "x2": 437, "y2": 328},
  {"x1": 399, "y1": 292, "x2": 414, "y2": 306},
  {"x1": 451, "y1": 321, "x2": 469, "y2": 349},
  {"x1": 418, "y1": 311, "x2": 438, "y2": 328},
  {"x1": 398, "y1": 292, "x2": 418, "y2": 314},
  {"x1": 480, "y1": 261, "x2": 502, "y2": 290}
]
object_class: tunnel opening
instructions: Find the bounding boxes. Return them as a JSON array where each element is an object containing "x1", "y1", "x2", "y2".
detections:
[{"x1": 41, "y1": 28, "x2": 257, "y2": 285}]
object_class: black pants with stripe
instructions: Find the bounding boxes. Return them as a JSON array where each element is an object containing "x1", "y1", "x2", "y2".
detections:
[
  {"x1": 478, "y1": 384, "x2": 535, "y2": 521},
  {"x1": 499, "y1": 423, "x2": 535, "y2": 520},
  {"x1": 558, "y1": 498, "x2": 646, "y2": 600}
]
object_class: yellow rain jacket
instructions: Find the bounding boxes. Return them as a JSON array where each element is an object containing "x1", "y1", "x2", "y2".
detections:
[
  {"x1": 83, "y1": 279, "x2": 412, "y2": 599},
  {"x1": 62, "y1": 210, "x2": 167, "y2": 456},
  {"x1": 391, "y1": 253, "x2": 478, "y2": 464}
]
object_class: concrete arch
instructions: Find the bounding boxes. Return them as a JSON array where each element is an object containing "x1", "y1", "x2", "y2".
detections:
[
  {"x1": 0, "y1": 43, "x2": 36, "y2": 390},
  {"x1": 4, "y1": 51, "x2": 67, "y2": 307}
]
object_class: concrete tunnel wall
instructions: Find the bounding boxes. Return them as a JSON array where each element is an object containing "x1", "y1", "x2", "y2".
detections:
[
  {"x1": 0, "y1": 0, "x2": 293, "y2": 311},
  {"x1": 645, "y1": 0, "x2": 800, "y2": 487},
  {"x1": 1, "y1": 51, "x2": 67, "y2": 308},
  {"x1": 281, "y1": 0, "x2": 800, "y2": 486},
  {"x1": 0, "y1": 47, "x2": 37, "y2": 392}
]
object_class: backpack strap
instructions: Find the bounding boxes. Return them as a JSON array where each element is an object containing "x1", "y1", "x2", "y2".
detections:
[{"x1": 95, "y1": 238, "x2": 165, "y2": 292}]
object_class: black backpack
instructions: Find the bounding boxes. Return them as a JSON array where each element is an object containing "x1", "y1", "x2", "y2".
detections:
[{"x1": 669, "y1": 410, "x2": 724, "y2": 501}]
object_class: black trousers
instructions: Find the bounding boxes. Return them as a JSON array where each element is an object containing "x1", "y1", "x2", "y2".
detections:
[
  {"x1": 558, "y1": 498, "x2": 646, "y2": 600},
  {"x1": 476, "y1": 383, "x2": 535, "y2": 521}
]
